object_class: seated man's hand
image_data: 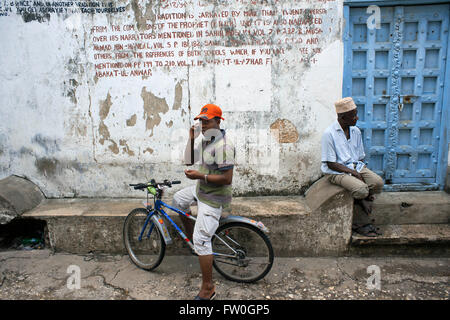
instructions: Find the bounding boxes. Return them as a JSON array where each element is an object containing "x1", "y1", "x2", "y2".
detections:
[{"x1": 351, "y1": 171, "x2": 364, "y2": 182}]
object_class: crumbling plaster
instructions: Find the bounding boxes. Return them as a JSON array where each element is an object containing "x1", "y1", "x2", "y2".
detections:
[{"x1": 0, "y1": 0, "x2": 343, "y2": 198}]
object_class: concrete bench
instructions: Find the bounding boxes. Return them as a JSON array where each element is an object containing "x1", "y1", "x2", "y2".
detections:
[{"x1": 22, "y1": 176, "x2": 354, "y2": 257}]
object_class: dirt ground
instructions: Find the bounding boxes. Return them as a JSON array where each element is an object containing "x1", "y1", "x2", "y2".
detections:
[{"x1": 0, "y1": 249, "x2": 448, "y2": 300}]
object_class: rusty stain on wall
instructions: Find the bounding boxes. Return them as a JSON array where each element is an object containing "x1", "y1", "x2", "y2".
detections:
[{"x1": 270, "y1": 119, "x2": 299, "y2": 143}]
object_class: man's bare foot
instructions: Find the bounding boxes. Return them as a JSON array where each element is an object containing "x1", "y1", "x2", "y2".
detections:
[
  {"x1": 360, "y1": 198, "x2": 373, "y2": 215},
  {"x1": 355, "y1": 198, "x2": 373, "y2": 215}
]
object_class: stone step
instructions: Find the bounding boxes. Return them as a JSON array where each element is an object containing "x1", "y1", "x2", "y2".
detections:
[
  {"x1": 355, "y1": 191, "x2": 450, "y2": 225},
  {"x1": 351, "y1": 224, "x2": 450, "y2": 246}
]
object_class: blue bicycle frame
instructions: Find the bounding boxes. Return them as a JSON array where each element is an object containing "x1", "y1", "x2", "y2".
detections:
[
  {"x1": 139, "y1": 199, "x2": 196, "y2": 250},
  {"x1": 139, "y1": 198, "x2": 269, "y2": 257}
]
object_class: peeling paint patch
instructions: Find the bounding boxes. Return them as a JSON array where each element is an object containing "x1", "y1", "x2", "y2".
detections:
[
  {"x1": 141, "y1": 87, "x2": 169, "y2": 137},
  {"x1": 98, "y1": 93, "x2": 119, "y2": 154},
  {"x1": 166, "y1": 120, "x2": 173, "y2": 128},
  {"x1": 119, "y1": 139, "x2": 135, "y2": 156},
  {"x1": 143, "y1": 147, "x2": 154, "y2": 154},
  {"x1": 99, "y1": 92, "x2": 112, "y2": 120},
  {"x1": 173, "y1": 82, "x2": 183, "y2": 110},
  {"x1": 126, "y1": 114, "x2": 137, "y2": 126},
  {"x1": 108, "y1": 141, "x2": 119, "y2": 154},
  {"x1": 98, "y1": 122, "x2": 110, "y2": 145},
  {"x1": 131, "y1": 0, "x2": 156, "y2": 32},
  {"x1": 270, "y1": 119, "x2": 299, "y2": 143},
  {"x1": 68, "y1": 116, "x2": 88, "y2": 137}
]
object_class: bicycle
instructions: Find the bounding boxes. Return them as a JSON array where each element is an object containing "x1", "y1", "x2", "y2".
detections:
[{"x1": 123, "y1": 179, "x2": 274, "y2": 283}]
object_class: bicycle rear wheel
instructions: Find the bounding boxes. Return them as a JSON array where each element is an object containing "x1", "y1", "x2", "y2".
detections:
[
  {"x1": 212, "y1": 222, "x2": 274, "y2": 283},
  {"x1": 123, "y1": 208, "x2": 165, "y2": 271}
]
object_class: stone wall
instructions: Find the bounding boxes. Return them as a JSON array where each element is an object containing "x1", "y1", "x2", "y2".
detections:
[{"x1": 0, "y1": 0, "x2": 344, "y2": 198}]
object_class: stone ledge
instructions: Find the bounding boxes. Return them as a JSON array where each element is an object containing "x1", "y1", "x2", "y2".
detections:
[
  {"x1": 22, "y1": 182, "x2": 354, "y2": 257},
  {"x1": 366, "y1": 191, "x2": 450, "y2": 225},
  {"x1": 351, "y1": 224, "x2": 450, "y2": 246},
  {"x1": 0, "y1": 175, "x2": 45, "y2": 224},
  {"x1": 304, "y1": 175, "x2": 347, "y2": 212}
]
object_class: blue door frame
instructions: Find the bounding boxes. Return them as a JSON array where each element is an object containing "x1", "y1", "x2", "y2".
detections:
[{"x1": 343, "y1": 0, "x2": 450, "y2": 191}]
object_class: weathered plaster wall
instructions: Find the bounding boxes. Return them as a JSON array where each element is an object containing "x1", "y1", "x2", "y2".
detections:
[{"x1": 0, "y1": 0, "x2": 343, "y2": 198}]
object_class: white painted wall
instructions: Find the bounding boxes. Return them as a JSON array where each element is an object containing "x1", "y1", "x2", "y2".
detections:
[{"x1": 0, "y1": 0, "x2": 344, "y2": 197}]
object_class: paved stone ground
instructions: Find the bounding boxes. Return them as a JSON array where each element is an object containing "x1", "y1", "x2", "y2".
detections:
[{"x1": 0, "y1": 249, "x2": 448, "y2": 300}]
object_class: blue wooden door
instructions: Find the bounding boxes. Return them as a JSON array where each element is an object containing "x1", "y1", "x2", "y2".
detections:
[{"x1": 344, "y1": 4, "x2": 449, "y2": 188}]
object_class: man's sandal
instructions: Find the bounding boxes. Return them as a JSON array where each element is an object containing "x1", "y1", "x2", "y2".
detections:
[
  {"x1": 367, "y1": 224, "x2": 382, "y2": 236},
  {"x1": 194, "y1": 292, "x2": 216, "y2": 300}
]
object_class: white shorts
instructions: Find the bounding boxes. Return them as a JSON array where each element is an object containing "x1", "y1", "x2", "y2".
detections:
[{"x1": 172, "y1": 184, "x2": 222, "y2": 256}]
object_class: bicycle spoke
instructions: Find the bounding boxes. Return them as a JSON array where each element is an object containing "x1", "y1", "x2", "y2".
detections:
[
  {"x1": 212, "y1": 222, "x2": 274, "y2": 283},
  {"x1": 214, "y1": 252, "x2": 236, "y2": 259},
  {"x1": 222, "y1": 233, "x2": 243, "y2": 248},
  {"x1": 213, "y1": 234, "x2": 238, "y2": 255},
  {"x1": 214, "y1": 258, "x2": 241, "y2": 267}
]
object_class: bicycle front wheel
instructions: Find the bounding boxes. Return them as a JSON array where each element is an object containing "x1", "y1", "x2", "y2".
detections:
[
  {"x1": 123, "y1": 208, "x2": 165, "y2": 271},
  {"x1": 212, "y1": 222, "x2": 274, "y2": 283}
]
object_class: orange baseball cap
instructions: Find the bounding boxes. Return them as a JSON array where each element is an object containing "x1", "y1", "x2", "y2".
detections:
[{"x1": 194, "y1": 104, "x2": 225, "y2": 121}]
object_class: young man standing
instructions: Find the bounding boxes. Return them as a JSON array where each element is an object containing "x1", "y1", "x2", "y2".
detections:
[
  {"x1": 172, "y1": 104, "x2": 235, "y2": 300},
  {"x1": 321, "y1": 97, "x2": 384, "y2": 237}
]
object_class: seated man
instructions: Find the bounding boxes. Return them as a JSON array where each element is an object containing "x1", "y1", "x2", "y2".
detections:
[{"x1": 321, "y1": 97, "x2": 384, "y2": 237}]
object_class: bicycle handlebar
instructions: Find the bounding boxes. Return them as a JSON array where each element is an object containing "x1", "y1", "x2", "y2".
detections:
[{"x1": 129, "y1": 179, "x2": 181, "y2": 190}]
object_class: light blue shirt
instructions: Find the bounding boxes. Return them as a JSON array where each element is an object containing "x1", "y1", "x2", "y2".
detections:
[{"x1": 321, "y1": 121, "x2": 366, "y2": 175}]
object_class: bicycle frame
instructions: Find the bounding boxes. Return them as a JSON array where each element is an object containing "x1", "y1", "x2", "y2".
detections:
[
  {"x1": 154, "y1": 199, "x2": 196, "y2": 250},
  {"x1": 140, "y1": 198, "x2": 269, "y2": 259}
]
